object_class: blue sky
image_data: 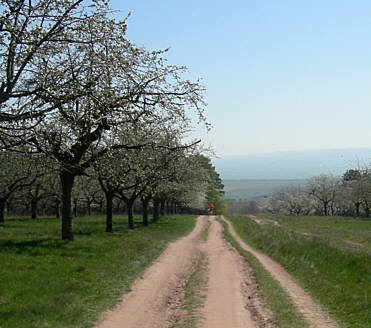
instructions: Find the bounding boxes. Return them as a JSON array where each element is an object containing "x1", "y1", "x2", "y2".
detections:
[{"x1": 110, "y1": 0, "x2": 371, "y2": 156}]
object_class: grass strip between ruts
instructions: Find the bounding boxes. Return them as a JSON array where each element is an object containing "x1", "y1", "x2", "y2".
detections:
[
  {"x1": 199, "y1": 216, "x2": 211, "y2": 242},
  {"x1": 219, "y1": 217, "x2": 308, "y2": 328},
  {"x1": 174, "y1": 253, "x2": 208, "y2": 328},
  {"x1": 0, "y1": 215, "x2": 196, "y2": 328},
  {"x1": 175, "y1": 215, "x2": 210, "y2": 328}
]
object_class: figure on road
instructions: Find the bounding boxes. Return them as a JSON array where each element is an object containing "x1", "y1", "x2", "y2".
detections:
[{"x1": 208, "y1": 203, "x2": 214, "y2": 215}]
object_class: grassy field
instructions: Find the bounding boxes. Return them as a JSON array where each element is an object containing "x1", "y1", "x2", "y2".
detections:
[
  {"x1": 227, "y1": 214, "x2": 371, "y2": 328},
  {"x1": 257, "y1": 213, "x2": 371, "y2": 254},
  {"x1": 223, "y1": 179, "x2": 306, "y2": 200},
  {"x1": 0, "y1": 215, "x2": 196, "y2": 328}
]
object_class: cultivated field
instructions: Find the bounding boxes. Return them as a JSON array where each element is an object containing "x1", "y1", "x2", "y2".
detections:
[
  {"x1": 227, "y1": 214, "x2": 371, "y2": 328},
  {"x1": 223, "y1": 179, "x2": 306, "y2": 199}
]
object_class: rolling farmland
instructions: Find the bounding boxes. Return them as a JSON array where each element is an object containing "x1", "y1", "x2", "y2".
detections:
[{"x1": 223, "y1": 179, "x2": 307, "y2": 200}]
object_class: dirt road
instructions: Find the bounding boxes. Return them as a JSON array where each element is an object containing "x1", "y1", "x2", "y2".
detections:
[
  {"x1": 94, "y1": 216, "x2": 336, "y2": 328},
  {"x1": 94, "y1": 216, "x2": 204, "y2": 328},
  {"x1": 200, "y1": 217, "x2": 274, "y2": 328}
]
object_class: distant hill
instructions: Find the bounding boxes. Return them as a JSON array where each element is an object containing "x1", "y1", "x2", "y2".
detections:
[{"x1": 213, "y1": 148, "x2": 371, "y2": 180}]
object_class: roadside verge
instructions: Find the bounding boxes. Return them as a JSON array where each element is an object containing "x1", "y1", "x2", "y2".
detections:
[{"x1": 220, "y1": 216, "x2": 338, "y2": 328}]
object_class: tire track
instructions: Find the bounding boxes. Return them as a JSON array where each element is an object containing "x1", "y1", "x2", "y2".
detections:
[
  {"x1": 200, "y1": 217, "x2": 275, "y2": 328},
  {"x1": 223, "y1": 216, "x2": 338, "y2": 328},
  {"x1": 93, "y1": 216, "x2": 206, "y2": 328}
]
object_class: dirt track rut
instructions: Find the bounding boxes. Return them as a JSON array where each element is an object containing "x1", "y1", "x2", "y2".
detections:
[
  {"x1": 94, "y1": 216, "x2": 204, "y2": 328},
  {"x1": 94, "y1": 215, "x2": 337, "y2": 328},
  {"x1": 223, "y1": 216, "x2": 338, "y2": 328},
  {"x1": 200, "y1": 217, "x2": 274, "y2": 327}
]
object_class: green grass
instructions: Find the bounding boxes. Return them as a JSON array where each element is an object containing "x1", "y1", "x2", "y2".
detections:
[
  {"x1": 175, "y1": 219, "x2": 210, "y2": 328},
  {"x1": 258, "y1": 213, "x2": 371, "y2": 254},
  {"x1": 174, "y1": 253, "x2": 208, "y2": 328},
  {"x1": 219, "y1": 217, "x2": 308, "y2": 328},
  {"x1": 227, "y1": 215, "x2": 371, "y2": 328},
  {"x1": 0, "y1": 215, "x2": 196, "y2": 328},
  {"x1": 199, "y1": 217, "x2": 211, "y2": 242}
]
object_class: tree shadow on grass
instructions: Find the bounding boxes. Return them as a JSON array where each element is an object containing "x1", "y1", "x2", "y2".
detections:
[
  {"x1": 0, "y1": 238, "x2": 94, "y2": 257},
  {"x1": 5, "y1": 217, "x2": 59, "y2": 223},
  {"x1": 1, "y1": 238, "x2": 66, "y2": 254},
  {"x1": 80, "y1": 216, "x2": 154, "y2": 234},
  {"x1": 0, "y1": 216, "x2": 169, "y2": 255}
]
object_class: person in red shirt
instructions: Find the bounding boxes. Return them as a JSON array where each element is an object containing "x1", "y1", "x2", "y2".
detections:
[{"x1": 207, "y1": 203, "x2": 214, "y2": 215}]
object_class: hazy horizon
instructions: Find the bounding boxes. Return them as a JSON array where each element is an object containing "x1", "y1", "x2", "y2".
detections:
[
  {"x1": 215, "y1": 146, "x2": 371, "y2": 158},
  {"x1": 213, "y1": 147, "x2": 371, "y2": 180}
]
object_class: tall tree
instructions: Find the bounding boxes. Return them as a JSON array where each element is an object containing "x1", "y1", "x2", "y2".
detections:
[
  {"x1": 342, "y1": 169, "x2": 363, "y2": 216},
  {"x1": 94, "y1": 149, "x2": 132, "y2": 232},
  {"x1": 24, "y1": 19, "x2": 206, "y2": 240},
  {"x1": 196, "y1": 155, "x2": 226, "y2": 214},
  {"x1": 24, "y1": 173, "x2": 52, "y2": 219},
  {"x1": 0, "y1": 0, "x2": 109, "y2": 124},
  {"x1": 307, "y1": 174, "x2": 340, "y2": 216},
  {"x1": 0, "y1": 150, "x2": 39, "y2": 221}
]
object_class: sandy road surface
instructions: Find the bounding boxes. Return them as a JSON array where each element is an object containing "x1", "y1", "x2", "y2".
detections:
[
  {"x1": 94, "y1": 216, "x2": 273, "y2": 328},
  {"x1": 93, "y1": 215, "x2": 337, "y2": 328},
  {"x1": 223, "y1": 216, "x2": 338, "y2": 328},
  {"x1": 200, "y1": 217, "x2": 274, "y2": 328}
]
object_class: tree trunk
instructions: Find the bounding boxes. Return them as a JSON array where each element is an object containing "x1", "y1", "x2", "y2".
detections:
[
  {"x1": 355, "y1": 202, "x2": 360, "y2": 217},
  {"x1": 173, "y1": 202, "x2": 177, "y2": 214},
  {"x1": 105, "y1": 191, "x2": 113, "y2": 232},
  {"x1": 141, "y1": 197, "x2": 150, "y2": 226},
  {"x1": 0, "y1": 198, "x2": 6, "y2": 223},
  {"x1": 153, "y1": 198, "x2": 160, "y2": 222},
  {"x1": 31, "y1": 199, "x2": 37, "y2": 219},
  {"x1": 115, "y1": 199, "x2": 122, "y2": 214},
  {"x1": 60, "y1": 171, "x2": 75, "y2": 241},
  {"x1": 55, "y1": 199, "x2": 60, "y2": 219},
  {"x1": 172, "y1": 202, "x2": 176, "y2": 214},
  {"x1": 87, "y1": 198, "x2": 91, "y2": 216},
  {"x1": 323, "y1": 202, "x2": 328, "y2": 216},
  {"x1": 125, "y1": 199, "x2": 135, "y2": 229},
  {"x1": 330, "y1": 204, "x2": 334, "y2": 216},
  {"x1": 160, "y1": 198, "x2": 165, "y2": 216},
  {"x1": 73, "y1": 199, "x2": 78, "y2": 217},
  {"x1": 165, "y1": 200, "x2": 169, "y2": 214},
  {"x1": 6, "y1": 201, "x2": 11, "y2": 217}
]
